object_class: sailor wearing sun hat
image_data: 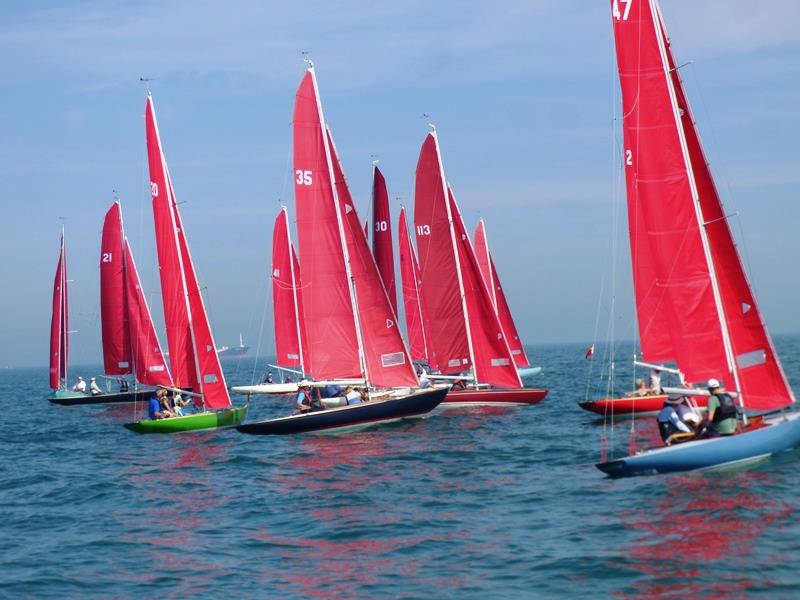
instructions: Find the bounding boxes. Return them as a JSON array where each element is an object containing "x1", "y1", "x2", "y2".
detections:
[
  {"x1": 657, "y1": 394, "x2": 695, "y2": 443},
  {"x1": 89, "y1": 377, "x2": 103, "y2": 396},
  {"x1": 295, "y1": 380, "x2": 323, "y2": 413}
]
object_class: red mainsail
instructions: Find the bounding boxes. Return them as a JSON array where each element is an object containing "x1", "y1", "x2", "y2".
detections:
[
  {"x1": 49, "y1": 232, "x2": 68, "y2": 390},
  {"x1": 371, "y1": 165, "x2": 397, "y2": 315},
  {"x1": 612, "y1": 0, "x2": 793, "y2": 410},
  {"x1": 272, "y1": 207, "x2": 308, "y2": 370},
  {"x1": 398, "y1": 207, "x2": 436, "y2": 369},
  {"x1": 414, "y1": 132, "x2": 471, "y2": 374},
  {"x1": 145, "y1": 95, "x2": 231, "y2": 409},
  {"x1": 474, "y1": 219, "x2": 530, "y2": 368},
  {"x1": 100, "y1": 203, "x2": 132, "y2": 375},
  {"x1": 293, "y1": 69, "x2": 362, "y2": 380}
]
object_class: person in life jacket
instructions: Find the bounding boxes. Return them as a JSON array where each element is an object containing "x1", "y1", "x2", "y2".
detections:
[
  {"x1": 657, "y1": 395, "x2": 699, "y2": 444},
  {"x1": 703, "y1": 378, "x2": 738, "y2": 437}
]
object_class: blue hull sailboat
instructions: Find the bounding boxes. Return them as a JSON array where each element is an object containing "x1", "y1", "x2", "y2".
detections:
[{"x1": 597, "y1": 0, "x2": 798, "y2": 477}]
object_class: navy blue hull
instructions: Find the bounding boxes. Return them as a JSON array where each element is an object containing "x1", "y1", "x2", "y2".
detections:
[
  {"x1": 49, "y1": 388, "x2": 153, "y2": 406},
  {"x1": 237, "y1": 387, "x2": 447, "y2": 435},
  {"x1": 598, "y1": 411, "x2": 800, "y2": 477}
]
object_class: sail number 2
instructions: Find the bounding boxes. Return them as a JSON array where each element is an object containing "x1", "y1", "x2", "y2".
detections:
[
  {"x1": 295, "y1": 170, "x2": 313, "y2": 186},
  {"x1": 612, "y1": 0, "x2": 631, "y2": 21}
]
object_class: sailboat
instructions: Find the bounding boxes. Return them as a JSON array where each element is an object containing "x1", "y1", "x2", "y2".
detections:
[
  {"x1": 48, "y1": 218, "x2": 164, "y2": 406},
  {"x1": 217, "y1": 333, "x2": 250, "y2": 358},
  {"x1": 398, "y1": 206, "x2": 437, "y2": 371},
  {"x1": 597, "y1": 0, "x2": 800, "y2": 476},
  {"x1": 236, "y1": 65, "x2": 447, "y2": 435},
  {"x1": 473, "y1": 219, "x2": 541, "y2": 379},
  {"x1": 413, "y1": 130, "x2": 547, "y2": 407},
  {"x1": 124, "y1": 94, "x2": 247, "y2": 433}
]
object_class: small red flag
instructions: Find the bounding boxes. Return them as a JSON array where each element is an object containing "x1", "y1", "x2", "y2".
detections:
[{"x1": 585, "y1": 343, "x2": 595, "y2": 359}]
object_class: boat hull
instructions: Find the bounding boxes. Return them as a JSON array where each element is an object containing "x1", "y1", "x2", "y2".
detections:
[
  {"x1": 49, "y1": 388, "x2": 154, "y2": 406},
  {"x1": 442, "y1": 387, "x2": 547, "y2": 407},
  {"x1": 124, "y1": 406, "x2": 248, "y2": 434},
  {"x1": 236, "y1": 387, "x2": 447, "y2": 435},
  {"x1": 597, "y1": 411, "x2": 800, "y2": 477},
  {"x1": 579, "y1": 394, "x2": 709, "y2": 417}
]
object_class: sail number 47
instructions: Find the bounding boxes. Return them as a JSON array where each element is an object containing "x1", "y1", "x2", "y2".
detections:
[
  {"x1": 295, "y1": 170, "x2": 313, "y2": 186},
  {"x1": 612, "y1": 0, "x2": 631, "y2": 21}
]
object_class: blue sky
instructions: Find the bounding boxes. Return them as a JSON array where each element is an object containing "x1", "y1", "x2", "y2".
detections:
[{"x1": 1, "y1": 0, "x2": 799, "y2": 369}]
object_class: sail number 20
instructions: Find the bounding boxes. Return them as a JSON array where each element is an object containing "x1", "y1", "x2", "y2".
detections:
[
  {"x1": 295, "y1": 170, "x2": 313, "y2": 186},
  {"x1": 612, "y1": 0, "x2": 632, "y2": 21}
]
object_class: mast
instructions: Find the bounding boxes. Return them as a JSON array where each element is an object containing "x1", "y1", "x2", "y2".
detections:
[{"x1": 308, "y1": 66, "x2": 369, "y2": 383}]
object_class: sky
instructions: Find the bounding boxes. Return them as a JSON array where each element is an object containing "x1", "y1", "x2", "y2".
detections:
[{"x1": 1, "y1": 0, "x2": 799, "y2": 369}]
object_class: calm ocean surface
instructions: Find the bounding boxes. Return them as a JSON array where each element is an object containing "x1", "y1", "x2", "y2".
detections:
[{"x1": 4, "y1": 335, "x2": 800, "y2": 598}]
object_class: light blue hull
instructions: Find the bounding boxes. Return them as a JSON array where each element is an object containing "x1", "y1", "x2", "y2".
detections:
[
  {"x1": 518, "y1": 366, "x2": 542, "y2": 378},
  {"x1": 598, "y1": 411, "x2": 800, "y2": 478}
]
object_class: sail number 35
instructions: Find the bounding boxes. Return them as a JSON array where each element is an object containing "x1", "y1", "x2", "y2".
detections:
[{"x1": 295, "y1": 170, "x2": 313, "y2": 186}]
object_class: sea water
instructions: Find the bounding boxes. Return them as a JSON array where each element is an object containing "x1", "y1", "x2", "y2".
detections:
[{"x1": 3, "y1": 335, "x2": 800, "y2": 598}]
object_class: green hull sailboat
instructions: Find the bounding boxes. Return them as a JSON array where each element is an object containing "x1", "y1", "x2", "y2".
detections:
[{"x1": 125, "y1": 406, "x2": 247, "y2": 434}]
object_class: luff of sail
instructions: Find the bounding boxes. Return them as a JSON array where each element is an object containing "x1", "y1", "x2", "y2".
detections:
[
  {"x1": 49, "y1": 232, "x2": 68, "y2": 390},
  {"x1": 144, "y1": 95, "x2": 231, "y2": 410},
  {"x1": 612, "y1": 0, "x2": 794, "y2": 411},
  {"x1": 474, "y1": 219, "x2": 530, "y2": 368},
  {"x1": 371, "y1": 165, "x2": 397, "y2": 315},
  {"x1": 327, "y1": 127, "x2": 418, "y2": 388},
  {"x1": 272, "y1": 207, "x2": 308, "y2": 371}
]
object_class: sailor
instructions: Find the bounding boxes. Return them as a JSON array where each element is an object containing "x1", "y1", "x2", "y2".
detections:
[
  {"x1": 702, "y1": 378, "x2": 738, "y2": 437},
  {"x1": 450, "y1": 378, "x2": 466, "y2": 391},
  {"x1": 625, "y1": 378, "x2": 650, "y2": 397},
  {"x1": 295, "y1": 380, "x2": 323, "y2": 413},
  {"x1": 416, "y1": 366, "x2": 432, "y2": 389},
  {"x1": 263, "y1": 370, "x2": 274, "y2": 384},
  {"x1": 119, "y1": 378, "x2": 129, "y2": 392},
  {"x1": 656, "y1": 395, "x2": 694, "y2": 444},
  {"x1": 149, "y1": 389, "x2": 173, "y2": 420},
  {"x1": 89, "y1": 377, "x2": 102, "y2": 395},
  {"x1": 649, "y1": 368, "x2": 662, "y2": 394},
  {"x1": 345, "y1": 386, "x2": 362, "y2": 405},
  {"x1": 72, "y1": 376, "x2": 86, "y2": 393}
]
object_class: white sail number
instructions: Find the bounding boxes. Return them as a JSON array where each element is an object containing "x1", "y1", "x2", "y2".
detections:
[
  {"x1": 150, "y1": 181, "x2": 159, "y2": 197},
  {"x1": 375, "y1": 220, "x2": 388, "y2": 232},
  {"x1": 416, "y1": 224, "x2": 431, "y2": 236},
  {"x1": 102, "y1": 252, "x2": 113, "y2": 263},
  {"x1": 612, "y1": 0, "x2": 632, "y2": 21},
  {"x1": 295, "y1": 170, "x2": 313, "y2": 186},
  {"x1": 625, "y1": 149, "x2": 633, "y2": 166}
]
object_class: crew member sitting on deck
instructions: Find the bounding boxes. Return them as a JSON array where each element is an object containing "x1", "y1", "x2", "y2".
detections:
[
  {"x1": 657, "y1": 395, "x2": 695, "y2": 444},
  {"x1": 89, "y1": 377, "x2": 102, "y2": 396},
  {"x1": 345, "y1": 386, "x2": 363, "y2": 405},
  {"x1": 72, "y1": 376, "x2": 86, "y2": 393},
  {"x1": 149, "y1": 389, "x2": 174, "y2": 420},
  {"x1": 649, "y1": 368, "x2": 663, "y2": 394},
  {"x1": 171, "y1": 392, "x2": 190, "y2": 416},
  {"x1": 416, "y1": 367, "x2": 431, "y2": 389},
  {"x1": 263, "y1": 370, "x2": 274, "y2": 384},
  {"x1": 701, "y1": 378, "x2": 738, "y2": 437},
  {"x1": 625, "y1": 378, "x2": 651, "y2": 397},
  {"x1": 450, "y1": 378, "x2": 466, "y2": 391},
  {"x1": 119, "y1": 378, "x2": 129, "y2": 392},
  {"x1": 295, "y1": 381, "x2": 323, "y2": 414}
]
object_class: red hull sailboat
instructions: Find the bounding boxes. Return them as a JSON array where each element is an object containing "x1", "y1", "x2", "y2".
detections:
[{"x1": 413, "y1": 130, "x2": 547, "y2": 407}]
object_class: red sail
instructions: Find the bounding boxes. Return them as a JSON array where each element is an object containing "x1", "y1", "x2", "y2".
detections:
[
  {"x1": 448, "y1": 190, "x2": 521, "y2": 388},
  {"x1": 272, "y1": 207, "x2": 309, "y2": 370},
  {"x1": 371, "y1": 165, "x2": 397, "y2": 315},
  {"x1": 327, "y1": 128, "x2": 418, "y2": 388},
  {"x1": 414, "y1": 132, "x2": 471, "y2": 374},
  {"x1": 293, "y1": 68, "x2": 361, "y2": 380},
  {"x1": 612, "y1": 0, "x2": 793, "y2": 410},
  {"x1": 145, "y1": 95, "x2": 196, "y2": 390},
  {"x1": 49, "y1": 233, "x2": 67, "y2": 390},
  {"x1": 123, "y1": 240, "x2": 173, "y2": 387},
  {"x1": 398, "y1": 207, "x2": 437, "y2": 369},
  {"x1": 100, "y1": 202, "x2": 132, "y2": 375},
  {"x1": 474, "y1": 219, "x2": 530, "y2": 367}
]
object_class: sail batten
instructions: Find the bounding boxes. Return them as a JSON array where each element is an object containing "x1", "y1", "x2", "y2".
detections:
[{"x1": 612, "y1": 0, "x2": 794, "y2": 410}]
